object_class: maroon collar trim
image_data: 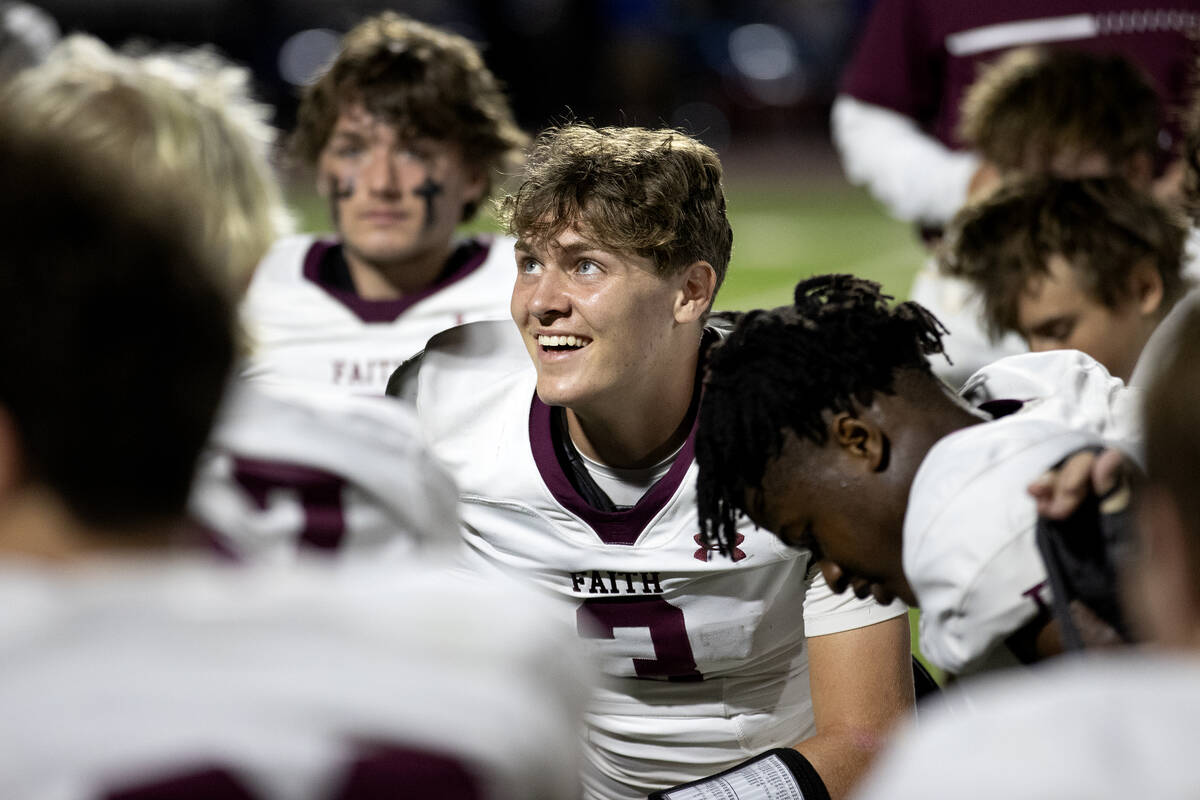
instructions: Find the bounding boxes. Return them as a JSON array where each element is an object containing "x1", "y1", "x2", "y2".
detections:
[{"x1": 301, "y1": 236, "x2": 493, "y2": 324}]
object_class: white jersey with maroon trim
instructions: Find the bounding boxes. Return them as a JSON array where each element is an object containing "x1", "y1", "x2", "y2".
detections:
[
  {"x1": 854, "y1": 651, "x2": 1200, "y2": 800},
  {"x1": 189, "y1": 379, "x2": 461, "y2": 562},
  {"x1": 960, "y1": 349, "x2": 1143, "y2": 461},
  {"x1": 0, "y1": 557, "x2": 589, "y2": 800},
  {"x1": 905, "y1": 350, "x2": 1140, "y2": 678},
  {"x1": 240, "y1": 234, "x2": 515, "y2": 395},
  {"x1": 407, "y1": 320, "x2": 907, "y2": 800}
]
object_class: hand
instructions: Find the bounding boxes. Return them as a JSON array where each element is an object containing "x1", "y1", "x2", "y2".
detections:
[{"x1": 1027, "y1": 448, "x2": 1130, "y2": 520}]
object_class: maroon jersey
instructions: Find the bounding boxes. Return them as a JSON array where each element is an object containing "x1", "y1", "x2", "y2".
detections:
[{"x1": 841, "y1": 1, "x2": 1200, "y2": 151}]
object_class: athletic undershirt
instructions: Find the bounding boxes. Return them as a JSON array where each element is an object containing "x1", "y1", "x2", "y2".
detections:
[{"x1": 577, "y1": 444, "x2": 684, "y2": 510}]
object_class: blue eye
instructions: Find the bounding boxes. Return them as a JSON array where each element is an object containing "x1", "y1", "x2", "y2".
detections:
[
  {"x1": 577, "y1": 260, "x2": 601, "y2": 275},
  {"x1": 521, "y1": 258, "x2": 543, "y2": 274}
]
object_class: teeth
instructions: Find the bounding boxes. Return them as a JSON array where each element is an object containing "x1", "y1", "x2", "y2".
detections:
[{"x1": 538, "y1": 334, "x2": 588, "y2": 348}]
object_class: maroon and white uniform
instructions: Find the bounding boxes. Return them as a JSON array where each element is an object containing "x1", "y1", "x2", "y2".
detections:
[
  {"x1": 854, "y1": 652, "x2": 1200, "y2": 800},
  {"x1": 189, "y1": 380, "x2": 461, "y2": 561},
  {"x1": 834, "y1": 0, "x2": 1200, "y2": 225},
  {"x1": 240, "y1": 234, "x2": 515, "y2": 395},
  {"x1": 834, "y1": 1, "x2": 1200, "y2": 382},
  {"x1": 406, "y1": 320, "x2": 906, "y2": 800},
  {"x1": 0, "y1": 557, "x2": 589, "y2": 800},
  {"x1": 906, "y1": 350, "x2": 1141, "y2": 678}
]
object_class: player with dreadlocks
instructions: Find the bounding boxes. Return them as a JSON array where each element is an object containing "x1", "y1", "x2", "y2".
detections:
[{"x1": 697, "y1": 274, "x2": 1140, "y2": 681}]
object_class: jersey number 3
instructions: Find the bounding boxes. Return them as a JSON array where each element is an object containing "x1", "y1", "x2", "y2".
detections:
[{"x1": 578, "y1": 597, "x2": 702, "y2": 682}]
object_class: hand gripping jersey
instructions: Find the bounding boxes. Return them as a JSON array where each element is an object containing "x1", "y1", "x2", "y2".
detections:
[
  {"x1": 904, "y1": 350, "x2": 1141, "y2": 678},
  {"x1": 240, "y1": 234, "x2": 516, "y2": 395},
  {"x1": 0, "y1": 557, "x2": 589, "y2": 800},
  {"x1": 189, "y1": 379, "x2": 461, "y2": 561},
  {"x1": 854, "y1": 652, "x2": 1200, "y2": 800},
  {"x1": 407, "y1": 320, "x2": 906, "y2": 800}
]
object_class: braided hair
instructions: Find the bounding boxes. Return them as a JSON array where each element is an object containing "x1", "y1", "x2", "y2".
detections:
[{"x1": 696, "y1": 274, "x2": 947, "y2": 556}]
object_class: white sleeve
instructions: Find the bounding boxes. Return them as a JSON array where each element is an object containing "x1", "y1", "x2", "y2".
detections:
[
  {"x1": 831, "y1": 94, "x2": 980, "y2": 226},
  {"x1": 802, "y1": 562, "x2": 907, "y2": 638},
  {"x1": 959, "y1": 350, "x2": 1144, "y2": 464}
]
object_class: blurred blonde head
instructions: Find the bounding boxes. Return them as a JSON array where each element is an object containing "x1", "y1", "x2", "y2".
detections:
[{"x1": 4, "y1": 34, "x2": 292, "y2": 287}]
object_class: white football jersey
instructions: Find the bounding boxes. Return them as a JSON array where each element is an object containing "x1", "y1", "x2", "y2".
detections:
[
  {"x1": 960, "y1": 349, "x2": 1143, "y2": 462},
  {"x1": 0, "y1": 557, "x2": 589, "y2": 800},
  {"x1": 189, "y1": 379, "x2": 461, "y2": 561},
  {"x1": 853, "y1": 652, "x2": 1200, "y2": 800},
  {"x1": 240, "y1": 234, "x2": 516, "y2": 395},
  {"x1": 906, "y1": 414, "x2": 1099, "y2": 677},
  {"x1": 906, "y1": 350, "x2": 1140, "y2": 677},
  {"x1": 408, "y1": 320, "x2": 907, "y2": 800}
]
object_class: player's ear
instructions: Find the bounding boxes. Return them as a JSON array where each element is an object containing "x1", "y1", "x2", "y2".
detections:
[
  {"x1": 831, "y1": 413, "x2": 889, "y2": 471},
  {"x1": 1129, "y1": 256, "x2": 1164, "y2": 317},
  {"x1": 674, "y1": 261, "x2": 717, "y2": 324}
]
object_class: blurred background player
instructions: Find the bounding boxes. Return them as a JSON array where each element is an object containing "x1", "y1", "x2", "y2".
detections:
[
  {"x1": 913, "y1": 47, "x2": 1185, "y2": 383},
  {"x1": 6, "y1": 34, "x2": 463, "y2": 560},
  {"x1": 943, "y1": 176, "x2": 1190, "y2": 383},
  {"x1": 696, "y1": 275, "x2": 1140, "y2": 682},
  {"x1": 833, "y1": 0, "x2": 1200, "y2": 230},
  {"x1": 241, "y1": 12, "x2": 528, "y2": 394},
  {"x1": 0, "y1": 50, "x2": 589, "y2": 800},
  {"x1": 849, "y1": 300, "x2": 1200, "y2": 800},
  {"x1": 398, "y1": 124, "x2": 913, "y2": 800}
]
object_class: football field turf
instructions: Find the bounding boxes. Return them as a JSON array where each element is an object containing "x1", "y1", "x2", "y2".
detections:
[{"x1": 717, "y1": 177, "x2": 928, "y2": 311}]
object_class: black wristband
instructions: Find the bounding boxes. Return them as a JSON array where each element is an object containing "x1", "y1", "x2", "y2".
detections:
[{"x1": 647, "y1": 748, "x2": 831, "y2": 800}]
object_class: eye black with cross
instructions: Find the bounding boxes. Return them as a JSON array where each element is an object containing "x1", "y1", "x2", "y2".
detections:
[{"x1": 414, "y1": 176, "x2": 444, "y2": 230}]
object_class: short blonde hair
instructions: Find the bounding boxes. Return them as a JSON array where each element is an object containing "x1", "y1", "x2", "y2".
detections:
[{"x1": 3, "y1": 34, "x2": 292, "y2": 285}]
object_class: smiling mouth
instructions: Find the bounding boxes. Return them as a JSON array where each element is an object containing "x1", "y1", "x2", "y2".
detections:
[{"x1": 537, "y1": 334, "x2": 592, "y2": 352}]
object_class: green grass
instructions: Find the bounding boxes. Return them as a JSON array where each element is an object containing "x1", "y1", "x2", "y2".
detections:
[{"x1": 718, "y1": 179, "x2": 927, "y2": 310}]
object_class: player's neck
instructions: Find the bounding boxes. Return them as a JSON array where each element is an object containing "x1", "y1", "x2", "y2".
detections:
[
  {"x1": 565, "y1": 348, "x2": 700, "y2": 470},
  {"x1": 344, "y1": 241, "x2": 454, "y2": 300},
  {"x1": 0, "y1": 486, "x2": 172, "y2": 563}
]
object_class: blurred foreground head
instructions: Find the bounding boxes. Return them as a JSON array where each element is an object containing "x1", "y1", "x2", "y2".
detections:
[
  {"x1": 4, "y1": 34, "x2": 291, "y2": 286},
  {"x1": 0, "y1": 106, "x2": 234, "y2": 545},
  {"x1": 1137, "y1": 304, "x2": 1200, "y2": 647}
]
